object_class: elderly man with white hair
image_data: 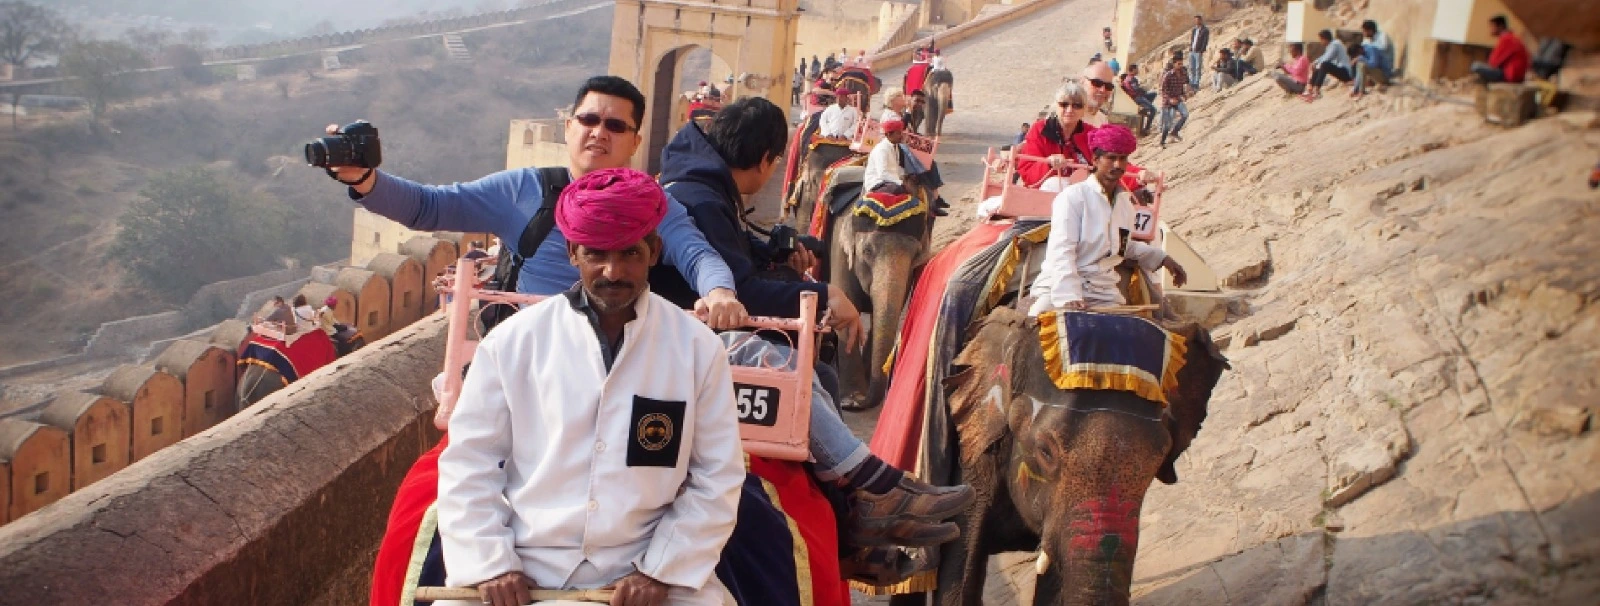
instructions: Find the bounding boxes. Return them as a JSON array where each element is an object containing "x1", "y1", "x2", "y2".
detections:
[{"x1": 1080, "y1": 60, "x2": 1118, "y2": 127}]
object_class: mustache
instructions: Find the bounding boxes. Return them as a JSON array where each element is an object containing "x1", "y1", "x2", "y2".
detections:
[{"x1": 592, "y1": 279, "x2": 636, "y2": 290}]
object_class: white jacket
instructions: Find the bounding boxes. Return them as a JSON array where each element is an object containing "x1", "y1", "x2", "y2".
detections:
[
  {"x1": 818, "y1": 104, "x2": 860, "y2": 138},
  {"x1": 862, "y1": 137, "x2": 905, "y2": 192},
  {"x1": 437, "y1": 289, "x2": 744, "y2": 603},
  {"x1": 1029, "y1": 178, "x2": 1166, "y2": 314}
]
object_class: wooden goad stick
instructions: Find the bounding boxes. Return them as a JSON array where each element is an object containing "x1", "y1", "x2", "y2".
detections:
[{"x1": 414, "y1": 587, "x2": 615, "y2": 603}]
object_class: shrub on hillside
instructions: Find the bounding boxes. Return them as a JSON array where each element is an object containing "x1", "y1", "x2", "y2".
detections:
[{"x1": 107, "y1": 165, "x2": 288, "y2": 301}]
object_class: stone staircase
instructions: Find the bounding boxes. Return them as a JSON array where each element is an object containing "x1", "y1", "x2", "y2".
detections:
[{"x1": 440, "y1": 34, "x2": 472, "y2": 62}]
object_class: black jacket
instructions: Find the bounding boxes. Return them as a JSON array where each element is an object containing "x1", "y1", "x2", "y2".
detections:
[{"x1": 651, "y1": 123, "x2": 827, "y2": 318}]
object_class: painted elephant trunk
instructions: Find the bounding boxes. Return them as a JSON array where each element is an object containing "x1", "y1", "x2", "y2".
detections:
[{"x1": 1035, "y1": 495, "x2": 1148, "y2": 606}]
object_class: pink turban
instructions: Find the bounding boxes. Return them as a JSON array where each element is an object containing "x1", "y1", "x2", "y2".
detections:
[
  {"x1": 881, "y1": 117, "x2": 905, "y2": 133},
  {"x1": 1088, "y1": 124, "x2": 1138, "y2": 156},
  {"x1": 554, "y1": 168, "x2": 668, "y2": 251}
]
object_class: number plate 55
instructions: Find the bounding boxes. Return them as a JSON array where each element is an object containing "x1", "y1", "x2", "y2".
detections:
[{"x1": 733, "y1": 383, "x2": 781, "y2": 427}]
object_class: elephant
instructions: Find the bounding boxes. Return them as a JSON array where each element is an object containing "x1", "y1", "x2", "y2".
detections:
[
  {"x1": 916, "y1": 306, "x2": 1228, "y2": 606},
  {"x1": 820, "y1": 166, "x2": 937, "y2": 410},
  {"x1": 235, "y1": 328, "x2": 364, "y2": 408},
  {"x1": 923, "y1": 68, "x2": 953, "y2": 138},
  {"x1": 784, "y1": 137, "x2": 861, "y2": 236},
  {"x1": 836, "y1": 67, "x2": 880, "y2": 115}
]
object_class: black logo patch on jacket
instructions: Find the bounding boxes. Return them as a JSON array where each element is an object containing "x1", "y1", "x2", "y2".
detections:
[{"x1": 628, "y1": 396, "x2": 686, "y2": 467}]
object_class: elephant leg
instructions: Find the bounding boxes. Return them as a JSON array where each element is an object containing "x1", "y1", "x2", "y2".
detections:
[
  {"x1": 830, "y1": 215, "x2": 871, "y2": 409},
  {"x1": 865, "y1": 246, "x2": 912, "y2": 407},
  {"x1": 936, "y1": 451, "x2": 1010, "y2": 606}
]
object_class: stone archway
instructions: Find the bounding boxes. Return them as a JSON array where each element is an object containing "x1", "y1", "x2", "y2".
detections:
[
  {"x1": 609, "y1": 0, "x2": 801, "y2": 173},
  {"x1": 647, "y1": 44, "x2": 734, "y2": 174}
]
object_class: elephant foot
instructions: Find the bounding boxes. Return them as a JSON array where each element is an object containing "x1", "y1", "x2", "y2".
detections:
[{"x1": 839, "y1": 394, "x2": 880, "y2": 411}]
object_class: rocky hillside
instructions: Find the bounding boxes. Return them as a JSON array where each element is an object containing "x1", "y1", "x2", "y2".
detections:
[
  {"x1": 867, "y1": 1, "x2": 1598, "y2": 603},
  {"x1": 1124, "y1": 9, "x2": 1600, "y2": 606}
]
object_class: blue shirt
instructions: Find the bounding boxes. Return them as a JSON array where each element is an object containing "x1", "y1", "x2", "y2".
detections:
[
  {"x1": 1363, "y1": 31, "x2": 1394, "y2": 76},
  {"x1": 355, "y1": 168, "x2": 736, "y2": 297}
]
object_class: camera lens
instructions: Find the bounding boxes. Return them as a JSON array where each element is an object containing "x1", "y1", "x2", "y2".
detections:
[{"x1": 305, "y1": 140, "x2": 329, "y2": 167}]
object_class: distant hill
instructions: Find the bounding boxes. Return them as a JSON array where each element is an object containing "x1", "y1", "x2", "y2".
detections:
[
  {"x1": 57, "y1": 0, "x2": 521, "y2": 46},
  {"x1": 0, "y1": 7, "x2": 611, "y2": 365}
]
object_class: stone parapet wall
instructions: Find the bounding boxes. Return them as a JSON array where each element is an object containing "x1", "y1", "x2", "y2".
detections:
[{"x1": 0, "y1": 317, "x2": 446, "y2": 604}]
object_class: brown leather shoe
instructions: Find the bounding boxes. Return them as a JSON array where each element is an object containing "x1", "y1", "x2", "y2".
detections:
[
  {"x1": 849, "y1": 518, "x2": 961, "y2": 548},
  {"x1": 839, "y1": 546, "x2": 934, "y2": 586},
  {"x1": 853, "y1": 476, "x2": 975, "y2": 525}
]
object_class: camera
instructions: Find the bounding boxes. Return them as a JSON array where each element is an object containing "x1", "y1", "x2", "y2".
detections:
[
  {"x1": 765, "y1": 223, "x2": 821, "y2": 264},
  {"x1": 305, "y1": 120, "x2": 382, "y2": 169}
]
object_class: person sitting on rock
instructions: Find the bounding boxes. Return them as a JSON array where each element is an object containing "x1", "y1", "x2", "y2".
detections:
[
  {"x1": 1027, "y1": 125, "x2": 1188, "y2": 316},
  {"x1": 1304, "y1": 29, "x2": 1352, "y2": 102},
  {"x1": 1238, "y1": 38, "x2": 1264, "y2": 77},
  {"x1": 1351, "y1": 20, "x2": 1395, "y2": 99},
  {"x1": 1472, "y1": 14, "x2": 1529, "y2": 84},
  {"x1": 1121, "y1": 64, "x2": 1159, "y2": 136},
  {"x1": 1272, "y1": 42, "x2": 1311, "y2": 96},
  {"x1": 1211, "y1": 48, "x2": 1241, "y2": 92}
]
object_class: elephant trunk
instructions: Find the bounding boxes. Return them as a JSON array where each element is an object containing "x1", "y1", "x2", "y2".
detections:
[
  {"x1": 1034, "y1": 491, "x2": 1147, "y2": 606},
  {"x1": 866, "y1": 246, "x2": 913, "y2": 405},
  {"x1": 1025, "y1": 404, "x2": 1171, "y2": 606}
]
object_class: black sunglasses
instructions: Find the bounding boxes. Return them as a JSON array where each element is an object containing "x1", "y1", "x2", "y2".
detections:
[
  {"x1": 1057, "y1": 101, "x2": 1086, "y2": 110},
  {"x1": 574, "y1": 112, "x2": 637, "y2": 134},
  {"x1": 1087, "y1": 78, "x2": 1115, "y2": 90}
]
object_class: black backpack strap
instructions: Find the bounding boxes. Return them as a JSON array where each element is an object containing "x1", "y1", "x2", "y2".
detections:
[
  {"x1": 487, "y1": 166, "x2": 571, "y2": 295},
  {"x1": 518, "y1": 166, "x2": 572, "y2": 257}
]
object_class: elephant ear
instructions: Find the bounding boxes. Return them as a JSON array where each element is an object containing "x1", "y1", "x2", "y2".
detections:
[
  {"x1": 945, "y1": 308, "x2": 1030, "y2": 467},
  {"x1": 1156, "y1": 322, "x2": 1230, "y2": 484}
]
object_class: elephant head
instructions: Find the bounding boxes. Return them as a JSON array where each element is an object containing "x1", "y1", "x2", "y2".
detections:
[
  {"x1": 785, "y1": 140, "x2": 859, "y2": 236},
  {"x1": 940, "y1": 307, "x2": 1228, "y2": 606},
  {"x1": 237, "y1": 362, "x2": 287, "y2": 409}
]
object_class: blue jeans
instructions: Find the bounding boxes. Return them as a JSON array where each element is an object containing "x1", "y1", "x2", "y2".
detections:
[
  {"x1": 1187, "y1": 51, "x2": 1203, "y2": 88},
  {"x1": 722, "y1": 332, "x2": 869, "y2": 481},
  {"x1": 1471, "y1": 62, "x2": 1506, "y2": 84},
  {"x1": 1161, "y1": 102, "x2": 1189, "y2": 142}
]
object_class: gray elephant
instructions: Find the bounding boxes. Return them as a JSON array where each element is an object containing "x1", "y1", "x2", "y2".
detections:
[
  {"x1": 819, "y1": 165, "x2": 937, "y2": 410},
  {"x1": 924, "y1": 68, "x2": 953, "y2": 138},
  {"x1": 235, "y1": 328, "x2": 363, "y2": 407},
  {"x1": 912, "y1": 307, "x2": 1228, "y2": 606}
]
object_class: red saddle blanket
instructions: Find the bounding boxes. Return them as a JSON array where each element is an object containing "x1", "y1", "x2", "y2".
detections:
[
  {"x1": 237, "y1": 330, "x2": 337, "y2": 384},
  {"x1": 370, "y1": 441, "x2": 849, "y2": 606}
]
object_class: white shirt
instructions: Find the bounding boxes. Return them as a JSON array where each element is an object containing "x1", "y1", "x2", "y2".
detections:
[
  {"x1": 863, "y1": 137, "x2": 904, "y2": 192},
  {"x1": 818, "y1": 104, "x2": 860, "y2": 138},
  {"x1": 438, "y1": 289, "x2": 744, "y2": 603},
  {"x1": 1028, "y1": 178, "x2": 1167, "y2": 315}
]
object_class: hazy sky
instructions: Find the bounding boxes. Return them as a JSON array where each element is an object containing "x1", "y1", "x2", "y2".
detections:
[{"x1": 55, "y1": 0, "x2": 519, "y2": 45}]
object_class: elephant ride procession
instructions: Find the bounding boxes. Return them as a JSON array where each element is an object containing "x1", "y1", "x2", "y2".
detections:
[
  {"x1": 851, "y1": 124, "x2": 1231, "y2": 604},
  {"x1": 370, "y1": 255, "x2": 968, "y2": 606},
  {"x1": 235, "y1": 295, "x2": 363, "y2": 408}
]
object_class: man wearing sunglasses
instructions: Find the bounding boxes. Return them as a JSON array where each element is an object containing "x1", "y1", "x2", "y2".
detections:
[
  {"x1": 1080, "y1": 60, "x2": 1118, "y2": 127},
  {"x1": 323, "y1": 76, "x2": 749, "y2": 329}
]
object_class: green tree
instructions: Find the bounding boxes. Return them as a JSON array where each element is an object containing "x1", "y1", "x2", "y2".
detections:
[
  {"x1": 59, "y1": 39, "x2": 148, "y2": 119},
  {"x1": 0, "y1": 1, "x2": 62, "y2": 72},
  {"x1": 0, "y1": 1, "x2": 66, "y2": 129},
  {"x1": 108, "y1": 166, "x2": 284, "y2": 300}
]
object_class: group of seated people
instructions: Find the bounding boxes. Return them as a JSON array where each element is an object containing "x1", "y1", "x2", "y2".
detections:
[
  {"x1": 259, "y1": 294, "x2": 340, "y2": 339},
  {"x1": 1269, "y1": 20, "x2": 1395, "y2": 101}
]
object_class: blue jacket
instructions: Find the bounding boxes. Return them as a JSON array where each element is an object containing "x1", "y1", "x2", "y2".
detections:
[
  {"x1": 354, "y1": 167, "x2": 735, "y2": 297},
  {"x1": 653, "y1": 123, "x2": 827, "y2": 319}
]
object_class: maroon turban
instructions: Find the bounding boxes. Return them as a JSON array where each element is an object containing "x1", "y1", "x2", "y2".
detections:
[
  {"x1": 1088, "y1": 124, "x2": 1138, "y2": 156},
  {"x1": 555, "y1": 168, "x2": 668, "y2": 251}
]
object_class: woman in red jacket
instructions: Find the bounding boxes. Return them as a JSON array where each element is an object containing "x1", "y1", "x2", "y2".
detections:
[{"x1": 1015, "y1": 81, "x2": 1094, "y2": 188}]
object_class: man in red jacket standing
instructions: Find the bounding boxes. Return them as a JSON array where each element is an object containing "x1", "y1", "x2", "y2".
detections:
[{"x1": 1472, "y1": 15, "x2": 1529, "y2": 84}]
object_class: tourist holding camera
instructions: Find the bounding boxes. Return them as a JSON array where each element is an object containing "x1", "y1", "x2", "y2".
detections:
[{"x1": 308, "y1": 76, "x2": 748, "y2": 329}]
